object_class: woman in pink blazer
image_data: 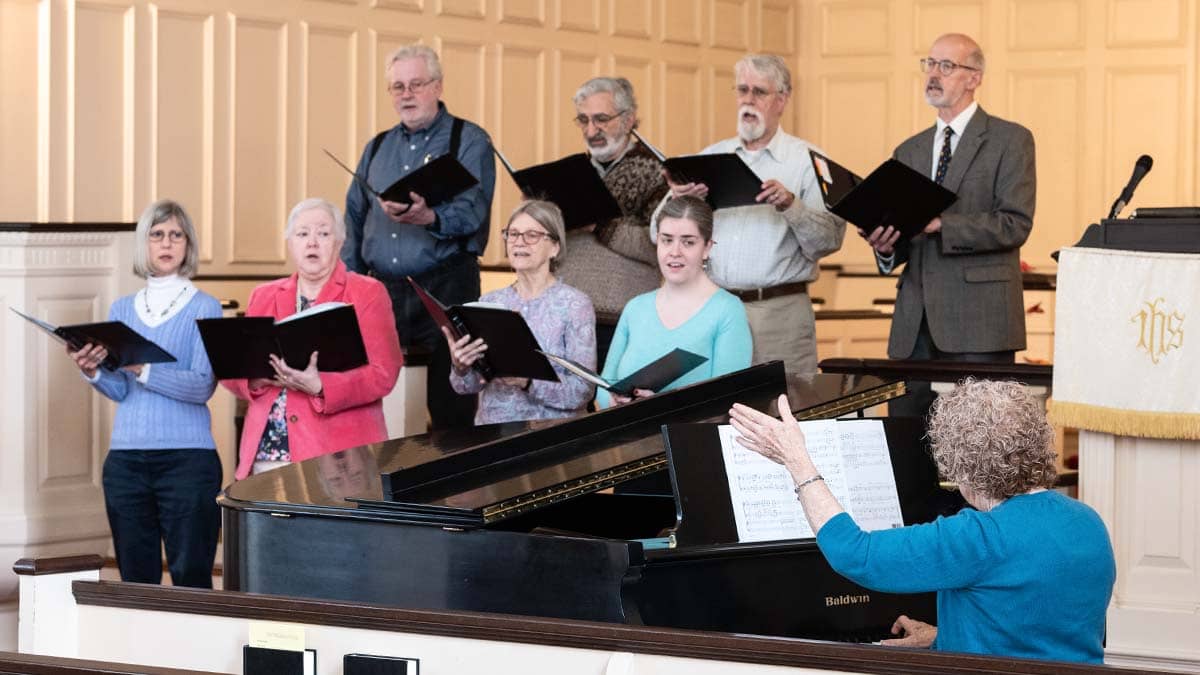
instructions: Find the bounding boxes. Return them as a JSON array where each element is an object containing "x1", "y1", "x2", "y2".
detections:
[{"x1": 223, "y1": 198, "x2": 403, "y2": 479}]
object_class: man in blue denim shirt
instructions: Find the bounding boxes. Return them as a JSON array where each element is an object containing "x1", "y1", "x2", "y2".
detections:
[{"x1": 342, "y1": 44, "x2": 496, "y2": 429}]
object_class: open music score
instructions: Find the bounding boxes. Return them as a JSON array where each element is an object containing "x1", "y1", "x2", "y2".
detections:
[{"x1": 718, "y1": 419, "x2": 904, "y2": 542}]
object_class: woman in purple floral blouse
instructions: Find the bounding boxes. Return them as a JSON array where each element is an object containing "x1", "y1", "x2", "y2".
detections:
[{"x1": 444, "y1": 200, "x2": 597, "y2": 424}]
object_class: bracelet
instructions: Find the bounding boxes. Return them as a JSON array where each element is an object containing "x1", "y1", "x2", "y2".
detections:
[{"x1": 793, "y1": 474, "x2": 824, "y2": 495}]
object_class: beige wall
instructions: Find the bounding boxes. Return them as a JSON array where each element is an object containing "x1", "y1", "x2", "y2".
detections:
[{"x1": 1, "y1": 0, "x2": 1196, "y2": 273}]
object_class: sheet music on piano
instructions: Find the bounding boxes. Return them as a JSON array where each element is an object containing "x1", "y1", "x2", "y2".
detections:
[{"x1": 717, "y1": 419, "x2": 904, "y2": 542}]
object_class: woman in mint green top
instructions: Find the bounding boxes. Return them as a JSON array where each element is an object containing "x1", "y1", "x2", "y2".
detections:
[{"x1": 597, "y1": 196, "x2": 751, "y2": 408}]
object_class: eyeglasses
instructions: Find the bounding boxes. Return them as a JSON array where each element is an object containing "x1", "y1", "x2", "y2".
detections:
[
  {"x1": 733, "y1": 84, "x2": 777, "y2": 101},
  {"x1": 919, "y1": 58, "x2": 980, "y2": 76},
  {"x1": 573, "y1": 111, "x2": 626, "y2": 128},
  {"x1": 148, "y1": 230, "x2": 186, "y2": 243},
  {"x1": 387, "y1": 78, "x2": 439, "y2": 96},
  {"x1": 501, "y1": 228, "x2": 556, "y2": 245}
]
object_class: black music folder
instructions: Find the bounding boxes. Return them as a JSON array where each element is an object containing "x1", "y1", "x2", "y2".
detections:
[
  {"x1": 539, "y1": 348, "x2": 706, "y2": 396},
  {"x1": 494, "y1": 149, "x2": 623, "y2": 230},
  {"x1": 11, "y1": 308, "x2": 176, "y2": 370},
  {"x1": 809, "y1": 151, "x2": 957, "y2": 240},
  {"x1": 663, "y1": 153, "x2": 764, "y2": 210},
  {"x1": 324, "y1": 149, "x2": 478, "y2": 207},
  {"x1": 243, "y1": 645, "x2": 316, "y2": 675},
  {"x1": 197, "y1": 303, "x2": 368, "y2": 380},
  {"x1": 407, "y1": 277, "x2": 559, "y2": 382}
]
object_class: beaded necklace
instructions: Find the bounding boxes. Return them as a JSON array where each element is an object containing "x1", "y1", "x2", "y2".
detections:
[{"x1": 144, "y1": 284, "x2": 189, "y2": 318}]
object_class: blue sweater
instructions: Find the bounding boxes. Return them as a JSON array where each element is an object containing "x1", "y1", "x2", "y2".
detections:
[
  {"x1": 596, "y1": 289, "x2": 752, "y2": 408},
  {"x1": 817, "y1": 490, "x2": 1116, "y2": 663},
  {"x1": 91, "y1": 292, "x2": 222, "y2": 451}
]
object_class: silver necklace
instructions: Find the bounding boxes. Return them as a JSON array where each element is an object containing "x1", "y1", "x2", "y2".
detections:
[{"x1": 144, "y1": 285, "x2": 189, "y2": 318}]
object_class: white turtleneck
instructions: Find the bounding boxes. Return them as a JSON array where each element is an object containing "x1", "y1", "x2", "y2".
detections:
[{"x1": 135, "y1": 273, "x2": 198, "y2": 328}]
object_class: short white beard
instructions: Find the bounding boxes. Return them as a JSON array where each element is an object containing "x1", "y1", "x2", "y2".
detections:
[
  {"x1": 737, "y1": 106, "x2": 765, "y2": 143},
  {"x1": 589, "y1": 132, "x2": 628, "y2": 163}
]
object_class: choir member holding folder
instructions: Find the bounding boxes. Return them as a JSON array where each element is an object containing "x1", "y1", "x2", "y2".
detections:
[
  {"x1": 597, "y1": 196, "x2": 752, "y2": 408},
  {"x1": 444, "y1": 200, "x2": 596, "y2": 424},
  {"x1": 67, "y1": 199, "x2": 223, "y2": 588},
  {"x1": 223, "y1": 198, "x2": 403, "y2": 479}
]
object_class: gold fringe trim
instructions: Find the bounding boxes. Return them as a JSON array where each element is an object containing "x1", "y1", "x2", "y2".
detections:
[{"x1": 1047, "y1": 399, "x2": 1200, "y2": 441}]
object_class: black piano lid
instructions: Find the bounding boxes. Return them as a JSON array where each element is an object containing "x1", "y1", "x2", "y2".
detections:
[{"x1": 220, "y1": 365, "x2": 904, "y2": 529}]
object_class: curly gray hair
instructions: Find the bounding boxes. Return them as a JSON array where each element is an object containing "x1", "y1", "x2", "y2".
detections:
[{"x1": 927, "y1": 378, "x2": 1057, "y2": 500}]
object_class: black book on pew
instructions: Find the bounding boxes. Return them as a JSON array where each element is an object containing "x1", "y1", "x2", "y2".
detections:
[
  {"x1": 408, "y1": 277, "x2": 559, "y2": 382},
  {"x1": 809, "y1": 150, "x2": 957, "y2": 241},
  {"x1": 538, "y1": 348, "x2": 707, "y2": 396},
  {"x1": 243, "y1": 645, "x2": 316, "y2": 675},
  {"x1": 196, "y1": 303, "x2": 368, "y2": 380},
  {"x1": 493, "y1": 148, "x2": 623, "y2": 230},
  {"x1": 10, "y1": 307, "x2": 176, "y2": 370},
  {"x1": 324, "y1": 148, "x2": 478, "y2": 207}
]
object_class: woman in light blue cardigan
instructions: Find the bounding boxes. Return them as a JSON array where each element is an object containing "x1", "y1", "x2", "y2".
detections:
[
  {"x1": 68, "y1": 199, "x2": 223, "y2": 588},
  {"x1": 597, "y1": 196, "x2": 751, "y2": 408}
]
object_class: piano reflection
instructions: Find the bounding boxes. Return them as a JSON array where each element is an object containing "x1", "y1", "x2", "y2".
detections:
[{"x1": 220, "y1": 362, "x2": 964, "y2": 642}]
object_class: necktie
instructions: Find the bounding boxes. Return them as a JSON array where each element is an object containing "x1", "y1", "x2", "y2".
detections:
[{"x1": 934, "y1": 126, "x2": 954, "y2": 185}]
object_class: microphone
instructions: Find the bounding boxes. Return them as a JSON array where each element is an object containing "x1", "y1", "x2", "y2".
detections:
[{"x1": 1108, "y1": 154, "x2": 1153, "y2": 219}]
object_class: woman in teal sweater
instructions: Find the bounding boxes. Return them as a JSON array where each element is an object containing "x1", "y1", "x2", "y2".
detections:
[
  {"x1": 596, "y1": 196, "x2": 751, "y2": 408},
  {"x1": 729, "y1": 378, "x2": 1116, "y2": 664}
]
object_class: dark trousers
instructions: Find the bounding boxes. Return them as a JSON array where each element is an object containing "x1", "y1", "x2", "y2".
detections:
[
  {"x1": 101, "y1": 449, "x2": 222, "y2": 588},
  {"x1": 378, "y1": 253, "x2": 480, "y2": 431},
  {"x1": 889, "y1": 316, "x2": 1016, "y2": 422}
]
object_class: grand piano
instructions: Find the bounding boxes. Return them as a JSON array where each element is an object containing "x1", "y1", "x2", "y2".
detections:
[{"x1": 220, "y1": 362, "x2": 963, "y2": 642}]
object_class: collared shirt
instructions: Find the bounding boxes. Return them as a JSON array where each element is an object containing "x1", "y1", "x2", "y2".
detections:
[
  {"x1": 651, "y1": 129, "x2": 845, "y2": 290},
  {"x1": 930, "y1": 101, "x2": 979, "y2": 179},
  {"x1": 342, "y1": 102, "x2": 496, "y2": 279}
]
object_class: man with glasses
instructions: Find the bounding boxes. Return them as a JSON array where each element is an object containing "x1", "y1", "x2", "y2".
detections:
[
  {"x1": 556, "y1": 77, "x2": 667, "y2": 365},
  {"x1": 654, "y1": 54, "x2": 845, "y2": 377},
  {"x1": 861, "y1": 33, "x2": 1036, "y2": 421},
  {"x1": 342, "y1": 44, "x2": 496, "y2": 430}
]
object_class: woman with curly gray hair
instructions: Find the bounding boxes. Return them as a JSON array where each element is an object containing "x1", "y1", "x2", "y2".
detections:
[{"x1": 729, "y1": 378, "x2": 1115, "y2": 664}]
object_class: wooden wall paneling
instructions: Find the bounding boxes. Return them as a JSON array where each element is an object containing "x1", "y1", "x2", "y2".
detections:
[
  {"x1": 0, "y1": 0, "x2": 42, "y2": 220},
  {"x1": 491, "y1": 44, "x2": 546, "y2": 264},
  {"x1": 304, "y1": 23, "x2": 358, "y2": 210},
  {"x1": 1009, "y1": 68, "x2": 1084, "y2": 265},
  {"x1": 1008, "y1": 0, "x2": 1085, "y2": 51},
  {"x1": 37, "y1": 297, "x2": 101, "y2": 485},
  {"x1": 552, "y1": 50, "x2": 601, "y2": 158},
  {"x1": 230, "y1": 16, "x2": 288, "y2": 263},
  {"x1": 1104, "y1": 67, "x2": 1187, "y2": 211},
  {"x1": 710, "y1": 0, "x2": 750, "y2": 51},
  {"x1": 436, "y1": 37, "x2": 488, "y2": 137},
  {"x1": 45, "y1": 0, "x2": 73, "y2": 221},
  {"x1": 1118, "y1": 438, "x2": 1197, "y2": 601},
  {"x1": 611, "y1": 0, "x2": 653, "y2": 39},
  {"x1": 555, "y1": 0, "x2": 601, "y2": 33},
  {"x1": 659, "y1": 0, "x2": 702, "y2": 47},
  {"x1": 500, "y1": 0, "x2": 545, "y2": 27},
  {"x1": 707, "y1": 65, "x2": 736, "y2": 148},
  {"x1": 659, "y1": 61, "x2": 704, "y2": 156},
  {"x1": 437, "y1": 0, "x2": 486, "y2": 20},
  {"x1": 911, "y1": 0, "x2": 984, "y2": 54},
  {"x1": 74, "y1": 2, "x2": 134, "y2": 222},
  {"x1": 1107, "y1": 0, "x2": 1186, "y2": 47},
  {"x1": 155, "y1": 9, "x2": 214, "y2": 260},
  {"x1": 374, "y1": 0, "x2": 426, "y2": 13},
  {"x1": 760, "y1": 0, "x2": 795, "y2": 55},
  {"x1": 820, "y1": 0, "x2": 892, "y2": 57}
]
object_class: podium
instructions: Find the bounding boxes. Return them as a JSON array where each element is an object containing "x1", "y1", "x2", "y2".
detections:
[{"x1": 1048, "y1": 239, "x2": 1200, "y2": 670}]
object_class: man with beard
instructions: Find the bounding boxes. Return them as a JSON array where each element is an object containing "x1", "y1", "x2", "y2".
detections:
[
  {"x1": 556, "y1": 77, "x2": 667, "y2": 364},
  {"x1": 861, "y1": 33, "x2": 1035, "y2": 420},
  {"x1": 655, "y1": 54, "x2": 845, "y2": 377},
  {"x1": 342, "y1": 44, "x2": 496, "y2": 429}
]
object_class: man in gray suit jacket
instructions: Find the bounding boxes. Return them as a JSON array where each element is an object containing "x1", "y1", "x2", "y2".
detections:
[{"x1": 863, "y1": 33, "x2": 1036, "y2": 421}]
